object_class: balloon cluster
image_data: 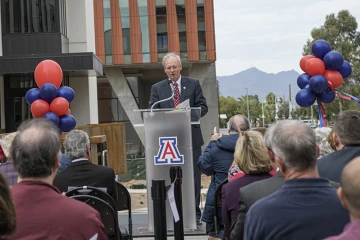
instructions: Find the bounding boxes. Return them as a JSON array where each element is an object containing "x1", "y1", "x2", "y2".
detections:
[
  {"x1": 25, "y1": 60, "x2": 76, "y2": 132},
  {"x1": 296, "y1": 39, "x2": 353, "y2": 107}
]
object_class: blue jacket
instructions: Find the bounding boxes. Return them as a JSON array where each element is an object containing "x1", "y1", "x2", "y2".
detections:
[
  {"x1": 197, "y1": 133, "x2": 239, "y2": 222},
  {"x1": 58, "y1": 154, "x2": 71, "y2": 173}
]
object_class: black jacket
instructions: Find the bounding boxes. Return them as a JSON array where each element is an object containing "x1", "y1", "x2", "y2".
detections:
[
  {"x1": 149, "y1": 76, "x2": 208, "y2": 149},
  {"x1": 53, "y1": 160, "x2": 116, "y2": 199},
  {"x1": 318, "y1": 145, "x2": 360, "y2": 183}
]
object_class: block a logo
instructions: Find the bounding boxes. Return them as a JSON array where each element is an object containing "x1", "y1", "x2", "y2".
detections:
[{"x1": 154, "y1": 137, "x2": 184, "y2": 165}]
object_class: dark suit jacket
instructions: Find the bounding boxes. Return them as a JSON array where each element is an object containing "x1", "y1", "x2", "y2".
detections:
[
  {"x1": 318, "y1": 145, "x2": 360, "y2": 183},
  {"x1": 53, "y1": 160, "x2": 116, "y2": 199},
  {"x1": 229, "y1": 172, "x2": 340, "y2": 240},
  {"x1": 149, "y1": 76, "x2": 208, "y2": 149}
]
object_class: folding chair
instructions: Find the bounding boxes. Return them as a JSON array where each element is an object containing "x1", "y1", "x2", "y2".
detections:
[
  {"x1": 66, "y1": 186, "x2": 117, "y2": 211},
  {"x1": 214, "y1": 178, "x2": 229, "y2": 236},
  {"x1": 70, "y1": 195, "x2": 122, "y2": 240},
  {"x1": 115, "y1": 182, "x2": 132, "y2": 240}
]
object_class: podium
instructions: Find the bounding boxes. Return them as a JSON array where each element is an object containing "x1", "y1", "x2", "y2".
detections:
[{"x1": 133, "y1": 107, "x2": 201, "y2": 231}]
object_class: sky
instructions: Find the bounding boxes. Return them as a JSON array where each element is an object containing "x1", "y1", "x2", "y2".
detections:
[{"x1": 214, "y1": 0, "x2": 360, "y2": 76}]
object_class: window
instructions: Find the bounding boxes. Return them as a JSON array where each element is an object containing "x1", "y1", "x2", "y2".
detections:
[
  {"x1": 138, "y1": 0, "x2": 150, "y2": 63},
  {"x1": 104, "y1": 0, "x2": 112, "y2": 64},
  {"x1": 120, "y1": 0, "x2": 131, "y2": 63},
  {"x1": 156, "y1": 0, "x2": 168, "y2": 54},
  {"x1": 4, "y1": 0, "x2": 57, "y2": 33},
  {"x1": 197, "y1": 0, "x2": 206, "y2": 60}
]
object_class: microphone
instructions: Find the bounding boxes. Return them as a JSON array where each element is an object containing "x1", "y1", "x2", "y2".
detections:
[{"x1": 150, "y1": 80, "x2": 175, "y2": 111}]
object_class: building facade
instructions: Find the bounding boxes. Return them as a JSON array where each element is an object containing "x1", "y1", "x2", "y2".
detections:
[{"x1": 0, "y1": 0, "x2": 218, "y2": 161}]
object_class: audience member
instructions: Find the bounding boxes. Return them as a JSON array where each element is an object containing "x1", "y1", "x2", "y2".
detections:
[
  {"x1": 250, "y1": 127, "x2": 267, "y2": 136},
  {"x1": 0, "y1": 172, "x2": 16, "y2": 239},
  {"x1": 0, "y1": 133, "x2": 18, "y2": 187},
  {"x1": 327, "y1": 127, "x2": 337, "y2": 152},
  {"x1": 54, "y1": 130, "x2": 116, "y2": 198},
  {"x1": 9, "y1": 119, "x2": 106, "y2": 239},
  {"x1": 326, "y1": 157, "x2": 360, "y2": 240},
  {"x1": 314, "y1": 127, "x2": 334, "y2": 158},
  {"x1": 197, "y1": 115, "x2": 250, "y2": 236},
  {"x1": 318, "y1": 110, "x2": 360, "y2": 182},
  {"x1": 230, "y1": 124, "x2": 340, "y2": 240},
  {"x1": 222, "y1": 131, "x2": 273, "y2": 239},
  {"x1": 244, "y1": 120, "x2": 349, "y2": 240}
]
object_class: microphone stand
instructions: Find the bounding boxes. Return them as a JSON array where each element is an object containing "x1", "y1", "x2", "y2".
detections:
[{"x1": 151, "y1": 80, "x2": 175, "y2": 112}]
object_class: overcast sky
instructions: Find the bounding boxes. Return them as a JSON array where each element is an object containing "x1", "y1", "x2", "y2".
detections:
[{"x1": 214, "y1": 0, "x2": 360, "y2": 76}]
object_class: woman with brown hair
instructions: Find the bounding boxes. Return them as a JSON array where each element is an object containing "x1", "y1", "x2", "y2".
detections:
[
  {"x1": 0, "y1": 172, "x2": 16, "y2": 239},
  {"x1": 221, "y1": 131, "x2": 273, "y2": 239}
]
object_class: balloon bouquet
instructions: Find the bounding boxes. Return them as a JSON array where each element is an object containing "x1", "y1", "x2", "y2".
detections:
[
  {"x1": 25, "y1": 60, "x2": 76, "y2": 132},
  {"x1": 296, "y1": 39, "x2": 354, "y2": 127}
]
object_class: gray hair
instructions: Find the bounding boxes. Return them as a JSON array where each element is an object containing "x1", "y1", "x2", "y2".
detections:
[
  {"x1": 227, "y1": 115, "x2": 250, "y2": 133},
  {"x1": 162, "y1": 52, "x2": 182, "y2": 67},
  {"x1": 334, "y1": 110, "x2": 360, "y2": 146},
  {"x1": 1, "y1": 132, "x2": 17, "y2": 158},
  {"x1": 271, "y1": 120, "x2": 317, "y2": 171},
  {"x1": 314, "y1": 127, "x2": 334, "y2": 158},
  {"x1": 264, "y1": 124, "x2": 275, "y2": 149},
  {"x1": 11, "y1": 119, "x2": 61, "y2": 178},
  {"x1": 63, "y1": 130, "x2": 90, "y2": 160}
]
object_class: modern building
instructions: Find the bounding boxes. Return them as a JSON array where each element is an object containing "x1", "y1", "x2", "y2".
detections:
[{"x1": 0, "y1": 0, "x2": 218, "y2": 166}]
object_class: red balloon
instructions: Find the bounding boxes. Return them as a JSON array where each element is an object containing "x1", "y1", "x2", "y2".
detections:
[
  {"x1": 34, "y1": 60, "x2": 63, "y2": 88},
  {"x1": 31, "y1": 100, "x2": 50, "y2": 118},
  {"x1": 65, "y1": 109, "x2": 71, "y2": 114},
  {"x1": 305, "y1": 58, "x2": 325, "y2": 76},
  {"x1": 50, "y1": 97, "x2": 69, "y2": 116},
  {"x1": 300, "y1": 55, "x2": 315, "y2": 72},
  {"x1": 324, "y1": 70, "x2": 343, "y2": 89}
]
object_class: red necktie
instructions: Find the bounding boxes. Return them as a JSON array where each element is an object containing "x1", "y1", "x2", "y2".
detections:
[{"x1": 173, "y1": 82, "x2": 180, "y2": 107}]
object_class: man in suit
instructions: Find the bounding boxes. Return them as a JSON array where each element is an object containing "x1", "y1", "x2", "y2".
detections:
[
  {"x1": 149, "y1": 52, "x2": 208, "y2": 221},
  {"x1": 53, "y1": 130, "x2": 116, "y2": 199},
  {"x1": 318, "y1": 110, "x2": 360, "y2": 183},
  {"x1": 9, "y1": 119, "x2": 106, "y2": 239},
  {"x1": 244, "y1": 120, "x2": 349, "y2": 240}
]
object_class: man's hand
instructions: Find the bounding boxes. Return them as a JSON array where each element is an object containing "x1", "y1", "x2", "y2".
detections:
[{"x1": 210, "y1": 127, "x2": 222, "y2": 141}]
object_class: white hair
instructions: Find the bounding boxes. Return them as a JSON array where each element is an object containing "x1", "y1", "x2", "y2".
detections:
[{"x1": 162, "y1": 52, "x2": 182, "y2": 67}]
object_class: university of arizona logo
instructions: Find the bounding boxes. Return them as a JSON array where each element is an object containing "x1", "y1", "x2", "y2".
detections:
[{"x1": 154, "y1": 137, "x2": 184, "y2": 165}]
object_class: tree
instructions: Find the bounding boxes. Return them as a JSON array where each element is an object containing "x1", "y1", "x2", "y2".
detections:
[
  {"x1": 238, "y1": 95, "x2": 261, "y2": 124},
  {"x1": 303, "y1": 10, "x2": 360, "y2": 83},
  {"x1": 219, "y1": 96, "x2": 240, "y2": 127}
]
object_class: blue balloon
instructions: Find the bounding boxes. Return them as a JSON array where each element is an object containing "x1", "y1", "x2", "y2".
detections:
[
  {"x1": 43, "y1": 112, "x2": 60, "y2": 126},
  {"x1": 318, "y1": 89, "x2": 336, "y2": 103},
  {"x1": 40, "y1": 83, "x2": 57, "y2": 103},
  {"x1": 25, "y1": 88, "x2": 41, "y2": 105},
  {"x1": 311, "y1": 40, "x2": 331, "y2": 59},
  {"x1": 297, "y1": 73, "x2": 311, "y2": 89},
  {"x1": 57, "y1": 86, "x2": 75, "y2": 103},
  {"x1": 309, "y1": 75, "x2": 328, "y2": 93},
  {"x1": 296, "y1": 89, "x2": 316, "y2": 107},
  {"x1": 304, "y1": 84, "x2": 310, "y2": 89},
  {"x1": 59, "y1": 114, "x2": 76, "y2": 132},
  {"x1": 323, "y1": 51, "x2": 344, "y2": 70},
  {"x1": 337, "y1": 60, "x2": 352, "y2": 79}
]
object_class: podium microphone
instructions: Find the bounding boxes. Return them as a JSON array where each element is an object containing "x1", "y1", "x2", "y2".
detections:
[{"x1": 150, "y1": 80, "x2": 175, "y2": 111}]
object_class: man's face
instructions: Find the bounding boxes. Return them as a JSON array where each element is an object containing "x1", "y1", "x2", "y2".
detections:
[{"x1": 164, "y1": 56, "x2": 182, "y2": 81}]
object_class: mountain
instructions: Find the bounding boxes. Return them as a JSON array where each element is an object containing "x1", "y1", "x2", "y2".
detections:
[{"x1": 217, "y1": 67, "x2": 300, "y2": 100}]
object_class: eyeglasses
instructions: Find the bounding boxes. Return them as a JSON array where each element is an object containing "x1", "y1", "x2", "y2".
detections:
[{"x1": 165, "y1": 66, "x2": 181, "y2": 71}]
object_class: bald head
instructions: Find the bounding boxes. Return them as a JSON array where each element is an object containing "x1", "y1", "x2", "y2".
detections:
[
  {"x1": 11, "y1": 119, "x2": 61, "y2": 178},
  {"x1": 341, "y1": 157, "x2": 360, "y2": 212},
  {"x1": 228, "y1": 115, "x2": 250, "y2": 133}
]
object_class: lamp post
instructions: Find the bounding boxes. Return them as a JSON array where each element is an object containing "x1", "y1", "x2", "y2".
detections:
[
  {"x1": 242, "y1": 88, "x2": 250, "y2": 122},
  {"x1": 261, "y1": 100, "x2": 266, "y2": 127}
]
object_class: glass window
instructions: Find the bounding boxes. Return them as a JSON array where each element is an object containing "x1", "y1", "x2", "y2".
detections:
[
  {"x1": 138, "y1": 0, "x2": 150, "y2": 63},
  {"x1": 156, "y1": 0, "x2": 167, "y2": 54},
  {"x1": 104, "y1": 0, "x2": 112, "y2": 64},
  {"x1": 4, "y1": 0, "x2": 56, "y2": 33},
  {"x1": 120, "y1": 0, "x2": 131, "y2": 60},
  {"x1": 197, "y1": 0, "x2": 206, "y2": 56},
  {"x1": 176, "y1": 0, "x2": 186, "y2": 54}
]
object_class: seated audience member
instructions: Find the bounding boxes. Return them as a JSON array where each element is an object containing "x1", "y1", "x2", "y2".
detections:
[
  {"x1": 0, "y1": 172, "x2": 16, "y2": 239},
  {"x1": 9, "y1": 119, "x2": 107, "y2": 240},
  {"x1": 250, "y1": 127, "x2": 267, "y2": 136},
  {"x1": 222, "y1": 131, "x2": 273, "y2": 239},
  {"x1": 197, "y1": 115, "x2": 250, "y2": 236},
  {"x1": 325, "y1": 157, "x2": 360, "y2": 240},
  {"x1": 314, "y1": 127, "x2": 334, "y2": 158},
  {"x1": 318, "y1": 110, "x2": 360, "y2": 182},
  {"x1": 0, "y1": 133, "x2": 18, "y2": 187},
  {"x1": 54, "y1": 130, "x2": 116, "y2": 198},
  {"x1": 244, "y1": 120, "x2": 349, "y2": 240},
  {"x1": 57, "y1": 153, "x2": 71, "y2": 173}
]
